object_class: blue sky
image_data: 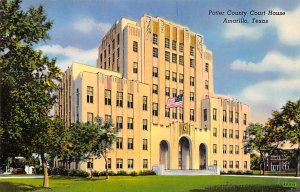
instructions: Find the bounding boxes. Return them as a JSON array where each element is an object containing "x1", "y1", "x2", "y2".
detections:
[{"x1": 22, "y1": 0, "x2": 300, "y2": 123}]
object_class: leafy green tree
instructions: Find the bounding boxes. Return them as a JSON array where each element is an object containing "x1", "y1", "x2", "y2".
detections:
[{"x1": 0, "y1": 0, "x2": 64, "y2": 187}]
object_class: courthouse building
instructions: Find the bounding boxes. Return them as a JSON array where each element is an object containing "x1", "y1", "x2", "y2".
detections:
[{"x1": 56, "y1": 15, "x2": 251, "y2": 173}]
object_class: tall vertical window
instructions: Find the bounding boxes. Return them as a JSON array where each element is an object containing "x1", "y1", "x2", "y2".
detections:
[
  {"x1": 106, "y1": 158, "x2": 111, "y2": 169},
  {"x1": 143, "y1": 159, "x2": 148, "y2": 169},
  {"x1": 117, "y1": 48, "x2": 120, "y2": 57},
  {"x1": 116, "y1": 158, "x2": 123, "y2": 169},
  {"x1": 213, "y1": 108, "x2": 217, "y2": 120},
  {"x1": 190, "y1": 46, "x2": 195, "y2": 56},
  {"x1": 213, "y1": 128, "x2": 217, "y2": 137},
  {"x1": 179, "y1": 43, "x2": 184, "y2": 52},
  {"x1": 214, "y1": 160, "x2": 217, "y2": 166},
  {"x1": 172, "y1": 40, "x2": 177, "y2": 50},
  {"x1": 223, "y1": 110, "x2": 227, "y2": 122},
  {"x1": 229, "y1": 145, "x2": 233, "y2": 154},
  {"x1": 116, "y1": 92, "x2": 123, "y2": 107},
  {"x1": 165, "y1": 70, "x2": 170, "y2": 80},
  {"x1": 152, "y1": 103, "x2": 158, "y2": 116},
  {"x1": 105, "y1": 90, "x2": 111, "y2": 105},
  {"x1": 203, "y1": 109, "x2": 208, "y2": 121},
  {"x1": 235, "y1": 112, "x2": 239, "y2": 123},
  {"x1": 152, "y1": 84, "x2": 158, "y2": 94},
  {"x1": 244, "y1": 161, "x2": 247, "y2": 169},
  {"x1": 152, "y1": 67, "x2": 158, "y2": 77},
  {"x1": 87, "y1": 112, "x2": 93, "y2": 124},
  {"x1": 133, "y1": 41, "x2": 138, "y2": 52},
  {"x1": 190, "y1": 76, "x2": 195, "y2": 86},
  {"x1": 165, "y1": 107, "x2": 170, "y2": 118},
  {"x1": 190, "y1": 59, "x2": 195, "y2": 67},
  {"x1": 235, "y1": 145, "x2": 240, "y2": 154},
  {"x1": 116, "y1": 116, "x2": 123, "y2": 129},
  {"x1": 172, "y1": 108, "x2": 177, "y2": 119},
  {"x1": 128, "y1": 118, "x2": 133, "y2": 129},
  {"x1": 190, "y1": 92, "x2": 195, "y2": 101},
  {"x1": 153, "y1": 47, "x2": 158, "y2": 57},
  {"x1": 179, "y1": 74, "x2": 184, "y2": 83},
  {"x1": 165, "y1": 87, "x2": 170, "y2": 96},
  {"x1": 229, "y1": 161, "x2": 233, "y2": 169},
  {"x1": 87, "y1": 86, "x2": 93, "y2": 103},
  {"x1": 223, "y1": 129, "x2": 227, "y2": 138},
  {"x1": 128, "y1": 138, "x2": 134, "y2": 149},
  {"x1": 116, "y1": 137, "x2": 123, "y2": 149},
  {"x1": 172, "y1": 88, "x2": 177, "y2": 97},
  {"x1": 179, "y1": 108, "x2": 184, "y2": 120},
  {"x1": 179, "y1": 55, "x2": 184, "y2": 65},
  {"x1": 229, "y1": 111, "x2": 233, "y2": 122},
  {"x1": 205, "y1": 80, "x2": 209, "y2": 89},
  {"x1": 117, "y1": 33, "x2": 120, "y2": 45},
  {"x1": 143, "y1": 119, "x2": 148, "y2": 130},
  {"x1": 172, "y1": 53, "x2": 177, "y2": 63},
  {"x1": 133, "y1": 62, "x2": 138, "y2": 73},
  {"x1": 205, "y1": 63, "x2": 209, "y2": 72},
  {"x1": 143, "y1": 96, "x2": 147, "y2": 111},
  {"x1": 143, "y1": 139, "x2": 148, "y2": 150},
  {"x1": 165, "y1": 38, "x2": 170, "y2": 48},
  {"x1": 108, "y1": 44, "x2": 110, "y2": 54},
  {"x1": 243, "y1": 113, "x2": 247, "y2": 125},
  {"x1": 128, "y1": 159, "x2": 134, "y2": 169},
  {"x1": 223, "y1": 144, "x2": 227, "y2": 154},
  {"x1": 235, "y1": 130, "x2": 239, "y2": 139},
  {"x1": 229, "y1": 129, "x2": 233, "y2": 138},
  {"x1": 223, "y1": 161, "x2": 227, "y2": 169},
  {"x1": 127, "y1": 94, "x2": 133, "y2": 108},
  {"x1": 165, "y1": 51, "x2": 170, "y2": 61},
  {"x1": 112, "y1": 39, "x2": 115, "y2": 49},
  {"x1": 172, "y1": 72, "x2": 177, "y2": 82},
  {"x1": 105, "y1": 115, "x2": 111, "y2": 122},
  {"x1": 213, "y1": 144, "x2": 217, "y2": 153},
  {"x1": 153, "y1": 34, "x2": 158, "y2": 44},
  {"x1": 190, "y1": 109, "x2": 195, "y2": 121}
]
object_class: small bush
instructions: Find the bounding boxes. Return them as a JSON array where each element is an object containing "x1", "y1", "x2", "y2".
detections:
[
  {"x1": 76, "y1": 170, "x2": 89, "y2": 178},
  {"x1": 244, "y1": 170, "x2": 253, "y2": 175},
  {"x1": 130, "y1": 171, "x2": 138, "y2": 176},
  {"x1": 236, "y1": 170, "x2": 244, "y2": 175},
  {"x1": 92, "y1": 171, "x2": 101, "y2": 177},
  {"x1": 108, "y1": 171, "x2": 116, "y2": 176},
  {"x1": 139, "y1": 170, "x2": 156, "y2": 176},
  {"x1": 117, "y1": 170, "x2": 128, "y2": 176},
  {"x1": 220, "y1": 170, "x2": 226, "y2": 175},
  {"x1": 227, "y1": 170, "x2": 235, "y2": 175}
]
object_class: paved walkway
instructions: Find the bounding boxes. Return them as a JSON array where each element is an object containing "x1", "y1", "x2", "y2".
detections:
[
  {"x1": 0, "y1": 175, "x2": 43, "y2": 179},
  {"x1": 223, "y1": 174, "x2": 300, "y2": 179}
]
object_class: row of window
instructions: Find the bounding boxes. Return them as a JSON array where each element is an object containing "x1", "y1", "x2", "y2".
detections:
[
  {"x1": 213, "y1": 128, "x2": 240, "y2": 139},
  {"x1": 204, "y1": 108, "x2": 247, "y2": 125},
  {"x1": 106, "y1": 158, "x2": 148, "y2": 169},
  {"x1": 213, "y1": 144, "x2": 240, "y2": 154},
  {"x1": 116, "y1": 138, "x2": 148, "y2": 150},
  {"x1": 218, "y1": 160, "x2": 247, "y2": 169}
]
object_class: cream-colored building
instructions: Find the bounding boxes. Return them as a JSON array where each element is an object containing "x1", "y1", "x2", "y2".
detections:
[{"x1": 56, "y1": 15, "x2": 251, "y2": 173}]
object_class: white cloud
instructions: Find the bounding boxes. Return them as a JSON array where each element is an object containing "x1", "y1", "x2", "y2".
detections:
[
  {"x1": 223, "y1": 6, "x2": 300, "y2": 46},
  {"x1": 38, "y1": 44, "x2": 98, "y2": 71},
  {"x1": 72, "y1": 17, "x2": 111, "y2": 34},
  {"x1": 230, "y1": 51, "x2": 300, "y2": 75}
]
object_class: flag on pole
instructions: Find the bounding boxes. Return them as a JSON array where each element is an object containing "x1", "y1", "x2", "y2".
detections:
[{"x1": 167, "y1": 94, "x2": 183, "y2": 108}]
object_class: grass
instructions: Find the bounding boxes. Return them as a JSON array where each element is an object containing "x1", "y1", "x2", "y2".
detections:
[
  {"x1": 253, "y1": 170, "x2": 298, "y2": 176},
  {"x1": 0, "y1": 175, "x2": 299, "y2": 192}
]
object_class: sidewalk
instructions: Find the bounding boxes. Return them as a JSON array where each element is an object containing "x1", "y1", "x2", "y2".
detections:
[
  {"x1": 0, "y1": 175, "x2": 43, "y2": 179},
  {"x1": 223, "y1": 174, "x2": 300, "y2": 179}
]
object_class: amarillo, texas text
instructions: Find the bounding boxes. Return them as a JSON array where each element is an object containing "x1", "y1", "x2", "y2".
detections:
[{"x1": 208, "y1": 10, "x2": 286, "y2": 24}]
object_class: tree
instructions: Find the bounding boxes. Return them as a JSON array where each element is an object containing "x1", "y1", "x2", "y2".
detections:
[{"x1": 0, "y1": 0, "x2": 63, "y2": 187}]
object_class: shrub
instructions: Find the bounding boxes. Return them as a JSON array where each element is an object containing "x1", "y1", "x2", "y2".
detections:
[
  {"x1": 220, "y1": 170, "x2": 226, "y2": 175},
  {"x1": 236, "y1": 170, "x2": 244, "y2": 175},
  {"x1": 117, "y1": 170, "x2": 128, "y2": 176},
  {"x1": 130, "y1": 171, "x2": 138, "y2": 176},
  {"x1": 76, "y1": 170, "x2": 89, "y2": 178},
  {"x1": 92, "y1": 171, "x2": 101, "y2": 177},
  {"x1": 108, "y1": 171, "x2": 116, "y2": 176},
  {"x1": 139, "y1": 170, "x2": 156, "y2": 176},
  {"x1": 227, "y1": 170, "x2": 235, "y2": 175},
  {"x1": 244, "y1": 170, "x2": 253, "y2": 175}
]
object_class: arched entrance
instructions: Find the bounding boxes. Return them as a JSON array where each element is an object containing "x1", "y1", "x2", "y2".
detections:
[
  {"x1": 178, "y1": 136, "x2": 192, "y2": 170},
  {"x1": 159, "y1": 140, "x2": 170, "y2": 169},
  {"x1": 199, "y1": 143, "x2": 207, "y2": 170}
]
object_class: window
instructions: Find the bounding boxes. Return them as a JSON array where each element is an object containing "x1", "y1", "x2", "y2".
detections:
[
  {"x1": 203, "y1": 109, "x2": 208, "y2": 121},
  {"x1": 133, "y1": 41, "x2": 138, "y2": 52},
  {"x1": 243, "y1": 131, "x2": 247, "y2": 140},
  {"x1": 223, "y1": 129, "x2": 227, "y2": 138},
  {"x1": 190, "y1": 59, "x2": 195, "y2": 67},
  {"x1": 87, "y1": 86, "x2": 93, "y2": 103},
  {"x1": 205, "y1": 63, "x2": 209, "y2": 72},
  {"x1": 133, "y1": 62, "x2": 138, "y2": 73},
  {"x1": 229, "y1": 161, "x2": 233, "y2": 169},
  {"x1": 190, "y1": 46, "x2": 195, "y2": 56},
  {"x1": 165, "y1": 70, "x2": 170, "y2": 80},
  {"x1": 190, "y1": 109, "x2": 195, "y2": 121},
  {"x1": 190, "y1": 92, "x2": 195, "y2": 101},
  {"x1": 152, "y1": 103, "x2": 158, "y2": 116},
  {"x1": 223, "y1": 161, "x2": 227, "y2": 169},
  {"x1": 108, "y1": 45, "x2": 110, "y2": 54},
  {"x1": 229, "y1": 145, "x2": 233, "y2": 154},
  {"x1": 128, "y1": 138, "x2": 134, "y2": 149},
  {"x1": 179, "y1": 55, "x2": 184, "y2": 65},
  {"x1": 190, "y1": 76, "x2": 195, "y2": 86},
  {"x1": 172, "y1": 88, "x2": 177, "y2": 97},
  {"x1": 235, "y1": 112, "x2": 239, "y2": 123},
  {"x1": 165, "y1": 87, "x2": 170, "y2": 96},
  {"x1": 179, "y1": 108, "x2": 184, "y2": 120},
  {"x1": 235, "y1": 145, "x2": 239, "y2": 154},
  {"x1": 223, "y1": 110, "x2": 227, "y2": 122},
  {"x1": 143, "y1": 139, "x2": 148, "y2": 150},
  {"x1": 143, "y1": 119, "x2": 148, "y2": 130},
  {"x1": 214, "y1": 160, "x2": 217, "y2": 166},
  {"x1": 128, "y1": 118, "x2": 133, "y2": 130},
  {"x1": 153, "y1": 47, "x2": 158, "y2": 57},
  {"x1": 223, "y1": 145, "x2": 227, "y2": 154},
  {"x1": 213, "y1": 128, "x2": 217, "y2": 137},
  {"x1": 213, "y1": 144, "x2": 217, "y2": 153},
  {"x1": 128, "y1": 159, "x2": 134, "y2": 169},
  {"x1": 172, "y1": 72, "x2": 177, "y2": 82},
  {"x1": 235, "y1": 130, "x2": 239, "y2": 139},
  {"x1": 116, "y1": 92, "x2": 123, "y2": 107},
  {"x1": 116, "y1": 116, "x2": 123, "y2": 129},
  {"x1": 205, "y1": 80, "x2": 209, "y2": 89},
  {"x1": 105, "y1": 158, "x2": 111, "y2": 169},
  {"x1": 172, "y1": 40, "x2": 177, "y2": 50},
  {"x1": 244, "y1": 161, "x2": 247, "y2": 169},
  {"x1": 143, "y1": 96, "x2": 147, "y2": 111},
  {"x1": 243, "y1": 113, "x2": 247, "y2": 125},
  {"x1": 165, "y1": 107, "x2": 170, "y2": 118},
  {"x1": 128, "y1": 94, "x2": 133, "y2": 108},
  {"x1": 117, "y1": 33, "x2": 120, "y2": 45},
  {"x1": 179, "y1": 74, "x2": 184, "y2": 83},
  {"x1": 153, "y1": 67, "x2": 158, "y2": 77},
  {"x1": 116, "y1": 158, "x2": 123, "y2": 169},
  {"x1": 229, "y1": 111, "x2": 233, "y2": 122},
  {"x1": 143, "y1": 159, "x2": 148, "y2": 169},
  {"x1": 213, "y1": 108, "x2": 217, "y2": 121},
  {"x1": 112, "y1": 53, "x2": 115, "y2": 63},
  {"x1": 172, "y1": 53, "x2": 177, "y2": 63},
  {"x1": 179, "y1": 43, "x2": 184, "y2": 52},
  {"x1": 153, "y1": 34, "x2": 158, "y2": 44},
  {"x1": 105, "y1": 115, "x2": 111, "y2": 122},
  {"x1": 229, "y1": 129, "x2": 233, "y2": 138},
  {"x1": 87, "y1": 112, "x2": 93, "y2": 124},
  {"x1": 117, "y1": 48, "x2": 120, "y2": 57},
  {"x1": 165, "y1": 38, "x2": 170, "y2": 48},
  {"x1": 104, "y1": 50, "x2": 106, "y2": 58},
  {"x1": 153, "y1": 84, "x2": 158, "y2": 94},
  {"x1": 172, "y1": 108, "x2": 177, "y2": 119},
  {"x1": 165, "y1": 51, "x2": 170, "y2": 61},
  {"x1": 105, "y1": 90, "x2": 111, "y2": 105},
  {"x1": 116, "y1": 137, "x2": 123, "y2": 149}
]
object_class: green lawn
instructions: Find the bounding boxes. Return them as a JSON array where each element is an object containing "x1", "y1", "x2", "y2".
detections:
[
  {"x1": 252, "y1": 170, "x2": 298, "y2": 176},
  {"x1": 0, "y1": 175, "x2": 299, "y2": 192}
]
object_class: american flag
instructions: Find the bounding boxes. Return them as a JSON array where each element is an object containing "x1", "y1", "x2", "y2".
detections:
[{"x1": 167, "y1": 94, "x2": 183, "y2": 108}]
